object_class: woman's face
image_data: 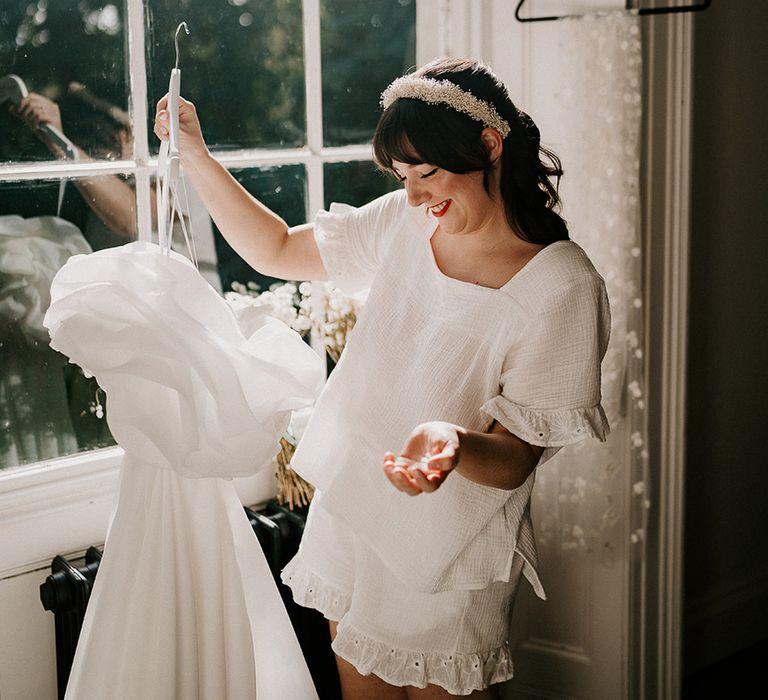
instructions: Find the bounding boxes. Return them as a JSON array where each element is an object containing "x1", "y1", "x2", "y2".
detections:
[{"x1": 391, "y1": 160, "x2": 501, "y2": 237}]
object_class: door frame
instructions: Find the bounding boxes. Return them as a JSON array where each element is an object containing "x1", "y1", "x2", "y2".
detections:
[{"x1": 637, "y1": 11, "x2": 693, "y2": 700}]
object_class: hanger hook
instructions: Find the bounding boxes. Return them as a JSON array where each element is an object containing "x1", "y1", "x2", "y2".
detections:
[{"x1": 174, "y1": 21, "x2": 189, "y2": 70}]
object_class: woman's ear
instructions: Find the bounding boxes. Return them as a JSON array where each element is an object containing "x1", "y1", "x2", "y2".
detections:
[{"x1": 481, "y1": 127, "x2": 503, "y2": 164}]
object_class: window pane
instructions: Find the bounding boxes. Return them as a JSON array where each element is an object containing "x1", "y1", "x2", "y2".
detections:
[
  {"x1": 213, "y1": 164, "x2": 306, "y2": 293},
  {"x1": 146, "y1": 0, "x2": 306, "y2": 153},
  {"x1": 324, "y1": 160, "x2": 399, "y2": 208},
  {"x1": 0, "y1": 1, "x2": 129, "y2": 164},
  {"x1": 0, "y1": 176, "x2": 138, "y2": 245},
  {"x1": 0, "y1": 176, "x2": 139, "y2": 469},
  {"x1": 321, "y1": 0, "x2": 415, "y2": 147}
]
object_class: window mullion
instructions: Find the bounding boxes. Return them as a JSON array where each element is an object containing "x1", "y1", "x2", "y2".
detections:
[
  {"x1": 207, "y1": 145, "x2": 373, "y2": 170},
  {"x1": 127, "y1": 0, "x2": 152, "y2": 241},
  {"x1": 302, "y1": 0, "x2": 328, "y2": 365},
  {"x1": 302, "y1": 0, "x2": 325, "y2": 218},
  {"x1": 0, "y1": 160, "x2": 133, "y2": 182}
]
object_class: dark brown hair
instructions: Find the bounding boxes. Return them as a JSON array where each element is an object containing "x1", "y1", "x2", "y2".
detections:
[{"x1": 373, "y1": 58, "x2": 568, "y2": 244}]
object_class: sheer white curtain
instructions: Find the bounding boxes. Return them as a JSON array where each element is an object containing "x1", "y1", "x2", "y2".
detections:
[
  {"x1": 502, "y1": 13, "x2": 647, "y2": 697},
  {"x1": 526, "y1": 10, "x2": 647, "y2": 572}
]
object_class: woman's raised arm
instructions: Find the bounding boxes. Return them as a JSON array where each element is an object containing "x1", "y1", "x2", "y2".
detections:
[{"x1": 155, "y1": 95, "x2": 328, "y2": 282}]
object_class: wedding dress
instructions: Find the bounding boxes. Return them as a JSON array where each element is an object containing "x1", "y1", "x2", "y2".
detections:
[{"x1": 44, "y1": 240, "x2": 323, "y2": 699}]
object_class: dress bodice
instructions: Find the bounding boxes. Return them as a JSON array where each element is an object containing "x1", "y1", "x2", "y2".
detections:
[{"x1": 44, "y1": 241, "x2": 323, "y2": 478}]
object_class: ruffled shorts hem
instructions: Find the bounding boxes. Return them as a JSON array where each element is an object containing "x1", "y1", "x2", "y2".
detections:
[
  {"x1": 280, "y1": 556, "x2": 351, "y2": 622},
  {"x1": 332, "y1": 620, "x2": 514, "y2": 696}
]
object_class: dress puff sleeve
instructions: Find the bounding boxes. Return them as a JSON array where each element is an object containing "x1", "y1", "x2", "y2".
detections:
[
  {"x1": 481, "y1": 262, "x2": 611, "y2": 465},
  {"x1": 302, "y1": 189, "x2": 407, "y2": 294}
]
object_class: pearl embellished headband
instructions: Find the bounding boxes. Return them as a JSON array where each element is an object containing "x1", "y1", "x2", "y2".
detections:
[{"x1": 380, "y1": 75, "x2": 511, "y2": 139}]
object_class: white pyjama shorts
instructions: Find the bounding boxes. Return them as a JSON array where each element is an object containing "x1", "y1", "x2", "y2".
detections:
[{"x1": 281, "y1": 499, "x2": 525, "y2": 696}]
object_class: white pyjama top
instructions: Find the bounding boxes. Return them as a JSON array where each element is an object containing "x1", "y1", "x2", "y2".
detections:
[{"x1": 290, "y1": 189, "x2": 611, "y2": 599}]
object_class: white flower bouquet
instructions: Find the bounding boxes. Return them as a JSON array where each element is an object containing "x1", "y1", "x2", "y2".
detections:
[{"x1": 225, "y1": 279, "x2": 364, "y2": 508}]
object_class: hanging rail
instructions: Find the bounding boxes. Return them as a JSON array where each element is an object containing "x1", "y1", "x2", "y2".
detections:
[{"x1": 514, "y1": 0, "x2": 711, "y2": 23}]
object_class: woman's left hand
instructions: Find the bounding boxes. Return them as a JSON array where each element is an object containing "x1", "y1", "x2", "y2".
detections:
[{"x1": 383, "y1": 421, "x2": 462, "y2": 495}]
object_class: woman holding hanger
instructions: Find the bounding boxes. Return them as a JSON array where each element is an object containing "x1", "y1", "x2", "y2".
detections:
[{"x1": 156, "y1": 57, "x2": 610, "y2": 699}]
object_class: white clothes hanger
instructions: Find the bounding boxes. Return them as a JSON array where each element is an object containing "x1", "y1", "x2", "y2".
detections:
[{"x1": 156, "y1": 21, "x2": 198, "y2": 267}]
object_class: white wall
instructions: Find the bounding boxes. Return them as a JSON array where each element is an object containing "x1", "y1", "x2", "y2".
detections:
[{"x1": 0, "y1": 569, "x2": 58, "y2": 700}]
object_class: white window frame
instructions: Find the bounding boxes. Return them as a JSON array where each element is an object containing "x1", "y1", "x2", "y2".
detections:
[
  {"x1": 0, "y1": 4, "x2": 692, "y2": 697},
  {"x1": 0, "y1": 0, "x2": 422, "y2": 577}
]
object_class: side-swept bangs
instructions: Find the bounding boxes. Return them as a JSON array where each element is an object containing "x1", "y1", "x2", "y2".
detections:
[{"x1": 372, "y1": 98, "x2": 488, "y2": 176}]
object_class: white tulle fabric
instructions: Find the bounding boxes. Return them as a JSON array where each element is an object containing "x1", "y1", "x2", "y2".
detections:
[{"x1": 43, "y1": 241, "x2": 323, "y2": 700}]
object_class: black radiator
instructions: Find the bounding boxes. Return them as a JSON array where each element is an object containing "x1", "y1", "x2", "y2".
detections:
[{"x1": 40, "y1": 500, "x2": 341, "y2": 700}]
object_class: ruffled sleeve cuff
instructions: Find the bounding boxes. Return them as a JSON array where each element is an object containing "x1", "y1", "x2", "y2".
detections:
[
  {"x1": 481, "y1": 396, "x2": 610, "y2": 449},
  {"x1": 312, "y1": 203, "x2": 371, "y2": 295}
]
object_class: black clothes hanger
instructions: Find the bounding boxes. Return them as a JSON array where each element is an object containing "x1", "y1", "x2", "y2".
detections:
[{"x1": 514, "y1": 0, "x2": 711, "y2": 23}]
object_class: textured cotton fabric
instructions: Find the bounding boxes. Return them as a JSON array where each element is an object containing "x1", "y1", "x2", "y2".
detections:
[
  {"x1": 282, "y1": 190, "x2": 610, "y2": 691},
  {"x1": 44, "y1": 242, "x2": 323, "y2": 700},
  {"x1": 283, "y1": 503, "x2": 525, "y2": 695}
]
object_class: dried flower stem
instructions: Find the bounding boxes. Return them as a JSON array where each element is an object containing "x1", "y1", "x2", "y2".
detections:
[{"x1": 274, "y1": 436, "x2": 315, "y2": 510}]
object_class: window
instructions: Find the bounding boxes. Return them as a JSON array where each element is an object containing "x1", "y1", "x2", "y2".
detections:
[{"x1": 0, "y1": 0, "x2": 414, "y2": 473}]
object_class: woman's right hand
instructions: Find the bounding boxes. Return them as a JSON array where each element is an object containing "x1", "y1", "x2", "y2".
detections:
[
  {"x1": 14, "y1": 93, "x2": 64, "y2": 134},
  {"x1": 154, "y1": 94, "x2": 209, "y2": 166}
]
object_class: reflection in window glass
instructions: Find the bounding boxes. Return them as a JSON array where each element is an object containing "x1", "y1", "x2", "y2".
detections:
[
  {"x1": 0, "y1": 1, "x2": 128, "y2": 164},
  {"x1": 0, "y1": 0, "x2": 418, "y2": 473},
  {"x1": 0, "y1": 175, "x2": 137, "y2": 247},
  {"x1": 324, "y1": 160, "x2": 399, "y2": 208},
  {"x1": 213, "y1": 165, "x2": 306, "y2": 293},
  {"x1": 146, "y1": 0, "x2": 306, "y2": 152},
  {"x1": 0, "y1": 177, "x2": 139, "y2": 469},
  {"x1": 321, "y1": 0, "x2": 415, "y2": 147}
]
